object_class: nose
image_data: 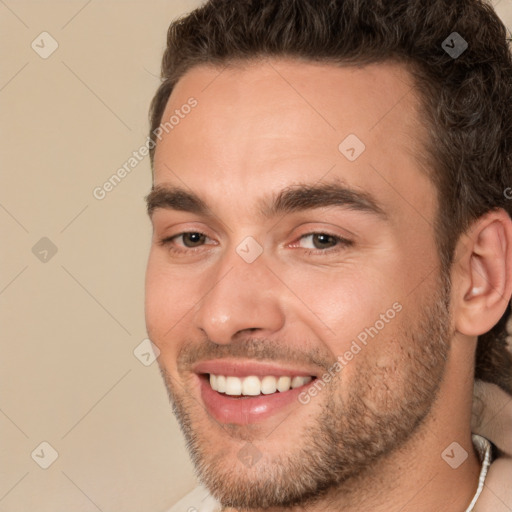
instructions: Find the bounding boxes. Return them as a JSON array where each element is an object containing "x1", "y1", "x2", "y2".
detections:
[{"x1": 192, "y1": 249, "x2": 285, "y2": 345}]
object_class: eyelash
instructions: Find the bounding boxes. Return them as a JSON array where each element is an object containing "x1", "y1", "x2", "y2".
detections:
[{"x1": 159, "y1": 231, "x2": 353, "y2": 256}]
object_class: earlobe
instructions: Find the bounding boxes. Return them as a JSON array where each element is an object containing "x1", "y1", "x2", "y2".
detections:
[{"x1": 454, "y1": 210, "x2": 512, "y2": 337}]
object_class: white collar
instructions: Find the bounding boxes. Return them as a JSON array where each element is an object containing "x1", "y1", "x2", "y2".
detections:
[{"x1": 464, "y1": 434, "x2": 493, "y2": 512}]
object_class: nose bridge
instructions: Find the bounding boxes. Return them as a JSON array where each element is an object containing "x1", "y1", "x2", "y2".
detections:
[{"x1": 192, "y1": 244, "x2": 285, "y2": 344}]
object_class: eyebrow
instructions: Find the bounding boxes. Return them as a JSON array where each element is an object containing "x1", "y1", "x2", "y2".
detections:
[{"x1": 146, "y1": 180, "x2": 387, "y2": 220}]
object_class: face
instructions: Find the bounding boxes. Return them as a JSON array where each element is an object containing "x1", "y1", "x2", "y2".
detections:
[{"x1": 145, "y1": 59, "x2": 452, "y2": 509}]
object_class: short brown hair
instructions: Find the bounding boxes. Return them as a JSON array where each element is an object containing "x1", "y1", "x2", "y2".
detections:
[{"x1": 148, "y1": 0, "x2": 512, "y2": 393}]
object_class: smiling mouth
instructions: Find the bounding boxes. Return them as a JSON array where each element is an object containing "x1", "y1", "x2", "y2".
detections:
[{"x1": 203, "y1": 373, "x2": 317, "y2": 397}]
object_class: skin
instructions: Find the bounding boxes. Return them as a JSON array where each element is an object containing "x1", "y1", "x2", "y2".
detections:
[{"x1": 145, "y1": 59, "x2": 512, "y2": 511}]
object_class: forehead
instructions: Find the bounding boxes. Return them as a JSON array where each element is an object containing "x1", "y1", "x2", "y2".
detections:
[{"x1": 152, "y1": 58, "x2": 436, "y2": 226}]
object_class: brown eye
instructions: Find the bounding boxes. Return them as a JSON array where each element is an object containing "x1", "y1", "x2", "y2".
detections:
[
  {"x1": 181, "y1": 232, "x2": 207, "y2": 247},
  {"x1": 294, "y1": 232, "x2": 353, "y2": 256},
  {"x1": 311, "y1": 233, "x2": 338, "y2": 249}
]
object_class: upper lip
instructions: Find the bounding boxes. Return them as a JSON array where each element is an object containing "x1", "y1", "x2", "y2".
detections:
[{"x1": 192, "y1": 359, "x2": 321, "y2": 378}]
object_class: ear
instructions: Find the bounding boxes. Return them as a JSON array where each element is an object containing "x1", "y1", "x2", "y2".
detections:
[{"x1": 452, "y1": 208, "x2": 512, "y2": 336}]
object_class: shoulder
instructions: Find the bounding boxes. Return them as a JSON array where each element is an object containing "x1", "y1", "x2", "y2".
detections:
[{"x1": 474, "y1": 456, "x2": 512, "y2": 512}]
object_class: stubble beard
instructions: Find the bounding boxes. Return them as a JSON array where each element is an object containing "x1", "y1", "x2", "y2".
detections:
[{"x1": 159, "y1": 280, "x2": 451, "y2": 510}]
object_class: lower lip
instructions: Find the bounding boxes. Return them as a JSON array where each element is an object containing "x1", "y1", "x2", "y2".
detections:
[{"x1": 198, "y1": 374, "x2": 315, "y2": 425}]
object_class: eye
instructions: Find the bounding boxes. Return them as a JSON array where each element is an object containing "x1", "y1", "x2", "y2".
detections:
[
  {"x1": 158, "y1": 231, "x2": 353, "y2": 257},
  {"x1": 292, "y1": 232, "x2": 353, "y2": 255},
  {"x1": 175, "y1": 232, "x2": 208, "y2": 248},
  {"x1": 159, "y1": 231, "x2": 214, "y2": 254},
  {"x1": 299, "y1": 233, "x2": 338, "y2": 249}
]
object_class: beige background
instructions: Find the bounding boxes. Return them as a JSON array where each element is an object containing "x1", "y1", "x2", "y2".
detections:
[{"x1": 1, "y1": 1, "x2": 511, "y2": 511}]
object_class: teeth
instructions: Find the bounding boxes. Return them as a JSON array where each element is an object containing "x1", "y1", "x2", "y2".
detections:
[
  {"x1": 242, "y1": 376, "x2": 261, "y2": 396},
  {"x1": 208, "y1": 374, "x2": 313, "y2": 396},
  {"x1": 225, "y1": 376, "x2": 242, "y2": 395},
  {"x1": 261, "y1": 376, "x2": 277, "y2": 394},
  {"x1": 216, "y1": 375, "x2": 226, "y2": 393},
  {"x1": 210, "y1": 374, "x2": 217, "y2": 391},
  {"x1": 291, "y1": 376, "x2": 309, "y2": 389},
  {"x1": 277, "y1": 376, "x2": 291, "y2": 392}
]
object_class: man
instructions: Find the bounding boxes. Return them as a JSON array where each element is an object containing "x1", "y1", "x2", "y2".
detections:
[{"x1": 144, "y1": 0, "x2": 512, "y2": 510}]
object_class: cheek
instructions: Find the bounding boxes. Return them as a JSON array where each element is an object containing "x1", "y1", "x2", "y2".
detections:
[
  {"x1": 282, "y1": 263, "x2": 401, "y2": 355},
  {"x1": 145, "y1": 252, "x2": 189, "y2": 348},
  {"x1": 145, "y1": 254, "x2": 164, "y2": 333}
]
